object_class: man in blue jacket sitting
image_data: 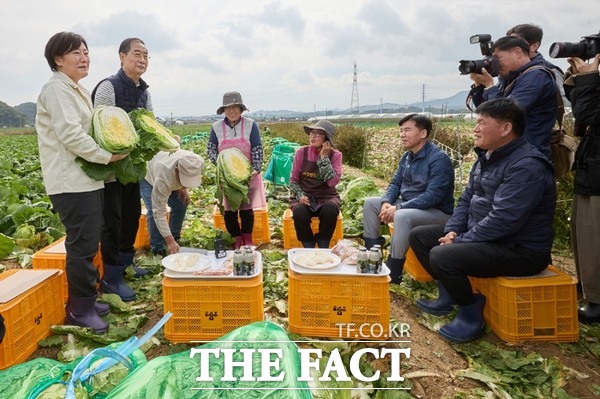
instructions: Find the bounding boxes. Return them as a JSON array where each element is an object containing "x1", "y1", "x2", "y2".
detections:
[
  {"x1": 362, "y1": 113, "x2": 454, "y2": 283},
  {"x1": 409, "y1": 98, "x2": 556, "y2": 343}
]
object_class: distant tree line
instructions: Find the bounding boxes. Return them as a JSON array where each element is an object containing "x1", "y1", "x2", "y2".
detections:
[{"x1": 0, "y1": 101, "x2": 35, "y2": 127}]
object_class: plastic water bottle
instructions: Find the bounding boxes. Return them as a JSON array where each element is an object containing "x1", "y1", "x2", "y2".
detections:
[
  {"x1": 373, "y1": 245, "x2": 383, "y2": 274},
  {"x1": 243, "y1": 247, "x2": 255, "y2": 276},
  {"x1": 357, "y1": 247, "x2": 368, "y2": 274},
  {"x1": 368, "y1": 248, "x2": 381, "y2": 274},
  {"x1": 233, "y1": 250, "x2": 244, "y2": 276}
]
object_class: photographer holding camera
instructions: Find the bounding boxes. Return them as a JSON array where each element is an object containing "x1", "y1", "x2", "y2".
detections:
[
  {"x1": 507, "y1": 24, "x2": 566, "y2": 102},
  {"x1": 564, "y1": 53, "x2": 600, "y2": 324},
  {"x1": 469, "y1": 36, "x2": 558, "y2": 161}
]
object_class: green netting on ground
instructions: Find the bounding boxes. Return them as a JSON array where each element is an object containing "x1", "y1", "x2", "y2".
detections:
[
  {"x1": 0, "y1": 345, "x2": 146, "y2": 399},
  {"x1": 105, "y1": 321, "x2": 311, "y2": 399},
  {"x1": 1, "y1": 321, "x2": 310, "y2": 399}
]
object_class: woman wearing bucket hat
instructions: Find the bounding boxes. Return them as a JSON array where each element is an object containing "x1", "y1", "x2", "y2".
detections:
[
  {"x1": 140, "y1": 149, "x2": 205, "y2": 256},
  {"x1": 289, "y1": 120, "x2": 343, "y2": 248},
  {"x1": 207, "y1": 91, "x2": 266, "y2": 248}
]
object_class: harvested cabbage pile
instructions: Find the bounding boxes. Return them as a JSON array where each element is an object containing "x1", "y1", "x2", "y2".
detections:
[
  {"x1": 77, "y1": 108, "x2": 179, "y2": 184},
  {"x1": 215, "y1": 148, "x2": 252, "y2": 212}
]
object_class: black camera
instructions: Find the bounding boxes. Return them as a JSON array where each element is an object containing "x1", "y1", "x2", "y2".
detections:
[
  {"x1": 459, "y1": 34, "x2": 500, "y2": 76},
  {"x1": 549, "y1": 31, "x2": 600, "y2": 60}
]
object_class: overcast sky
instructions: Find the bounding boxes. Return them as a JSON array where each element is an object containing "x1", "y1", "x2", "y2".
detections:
[{"x1": 1, "y1": 0, "x2": 597, "y2": 117}]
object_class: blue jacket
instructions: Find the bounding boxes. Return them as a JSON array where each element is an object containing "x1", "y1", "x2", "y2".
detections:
[
  {"x1": 472, "y1": 56, "x2": 558, "y2": 160},
  {"x1": 446, "y1": 136, "x2": 556, "y2": 251},
  {"x1": 381, "y1": 140, "x2": 454, "y2": 215}
]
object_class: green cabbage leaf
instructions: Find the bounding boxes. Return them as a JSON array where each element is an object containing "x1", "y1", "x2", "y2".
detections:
[{"x1": 215, "y1": 148, "x2": 252, "y2": 212}]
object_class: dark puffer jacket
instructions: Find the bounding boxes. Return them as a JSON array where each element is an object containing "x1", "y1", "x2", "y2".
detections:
[
  {"x1": 91, "y1": 68, "x2": 149, "y2": 112},
  {"x1": 471, "y1": 56, "x2": 558, "y2": 160},
  {"x1": 445, "y1": 136, "x2": 556, "y2": 252},
  {"x1": 567, "y1": 72, "x2": 600, "y2": 196}
]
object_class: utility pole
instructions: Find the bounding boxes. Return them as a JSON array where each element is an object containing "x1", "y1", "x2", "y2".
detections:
[
  {"x1": 421, "y1": 84, "x2": 426, "y2": 113},
  {"x1": 350, "y1": 60, "x2": 360, "y2": 115}
]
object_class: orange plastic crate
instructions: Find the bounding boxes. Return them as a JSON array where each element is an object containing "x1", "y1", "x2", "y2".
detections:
[
  {"x1": 134, "y1": 211, "x2": 149, "y2": 249},
  {"x1": 32, "y1": 237, "x2": 102, "y2": 302},
  {"x1": 288, "y1": 268, "x2": 390, "y2": 339},
  {"x1": 469, "y1": 266, "x2": 579, "y2": 343},
  {"x1": 404, "y1": 246, "x2": 433, "y2": 283},
  {"x1": 212, "y1": 205, "x2": 271, "y2": 245},
  {"x1": 0, "y1": 269, "x2": 65, "y2": 370},
  {"x1": 162, "y1": 273, "x2": 264, "y2": 343},
  {"x1": 282, "y1": 208, "x2": 343, "y2": 249}
]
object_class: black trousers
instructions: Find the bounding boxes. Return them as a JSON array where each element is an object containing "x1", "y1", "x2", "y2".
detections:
[
  {"x1": 100, "y1": 181, "x2": 141, "y2": 265},
  {"x1": 292, "y1": 203, "x2": 339, "y2": 242},
  {"x1": 409, "y1": 224, "x2": 549, "y2": 305},
  {"x1": 224, "y1": 209, "x2": 254, "y2": 236},
  {"x1": 50, "y1": 190, "x2": 103, "y2": 297}
]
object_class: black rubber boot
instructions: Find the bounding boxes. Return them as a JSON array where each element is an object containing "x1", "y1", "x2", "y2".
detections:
[
  {"x1": 302, "y1": 241, "x2": 316, "y2": 248},
  {"x1": 416, "y1": 280, "x2": 455, "y2": 316},
  {"x1": 316, "y1": 239, "x2": 331, "y2": 248},
  {"x1": 119, "y1": 251, "x2": 148, "y2": 278},
  {"x1": 364, "y1": 236, "x2": 385, "y2": 250},
  {"x1": 94, "y1": 301, "x2": 110, "y2": 317},
  {"x1": 439, "y1": 294, "x2": 486, "y2": 343},
  {"x1": 386, "y1": 256, "x2": 405, "y2": 284},
  {"x1": 67, "y1": 296, "x2": 110, "y2": 317},
  {"x1": 578, "y1": 302, "x2": 600, "y2": 324},
  {"x1": 100, "y1": 264, "x2": 136, "y2": 302},
  {"x1": 66, "y1": 295, "x2": 109, "y2": 334}
]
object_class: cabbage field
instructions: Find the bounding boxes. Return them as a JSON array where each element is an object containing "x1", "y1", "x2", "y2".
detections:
[{"x1": 0, "y1": 124, "x2": 599, "y2": 399}]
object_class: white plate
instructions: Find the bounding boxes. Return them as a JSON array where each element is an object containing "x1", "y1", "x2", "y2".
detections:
[
  {"x1": 288, "y1": 249, "x2": 390, "y2": 277},
  {"x1": 162, "y1": 251, "x2": 263, "y2": 279},
  {"x1": 162, "y1": 252, "x2": 214, "y2": 273},
  {"x1": 290, "y1": 250, "x2": 341, "y2": 270}
]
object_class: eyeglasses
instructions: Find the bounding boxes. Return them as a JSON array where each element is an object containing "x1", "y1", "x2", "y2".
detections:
[
  {"x1": 309, "y1": 130, "x2": 326, "y2": 137},
  {"x1": 129, "y1": 51, "x2": 150, "y2": 60}
]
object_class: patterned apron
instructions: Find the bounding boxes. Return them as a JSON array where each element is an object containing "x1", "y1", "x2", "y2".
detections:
[{"x1": 290, "y1": 146, "x2": 340, "y2": 210}]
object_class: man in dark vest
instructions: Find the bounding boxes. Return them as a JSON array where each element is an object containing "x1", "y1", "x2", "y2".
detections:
[{"x1": 92, "y1": 37, "x2": 153, "y2": 302}]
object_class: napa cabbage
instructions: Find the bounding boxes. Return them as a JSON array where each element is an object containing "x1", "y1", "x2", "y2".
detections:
[
  {"x1": 77, "y1": 108, "x2": 178, "y2": 184},
  {"x1": 92, "y1": 105, "x2": 139, "y2": 153},
  {"x1": 129, "y1": 109, "x2": 179, "y2": 152},
  {"x1": 14, "y1": 224, "x2": 44, "y2": 250},
  {"x1": 215, "y1": 148, "x2": 252, "y2": 212}
]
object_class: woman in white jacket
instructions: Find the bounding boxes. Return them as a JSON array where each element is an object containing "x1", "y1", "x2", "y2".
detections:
[{"x1": 36, "y1": 31, "x2": 127, "y2": 334}]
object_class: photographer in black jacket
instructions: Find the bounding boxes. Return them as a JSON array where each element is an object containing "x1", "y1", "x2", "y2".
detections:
[{"x1": 564, "y1": 53, "x2": 600, "y2": 324}]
